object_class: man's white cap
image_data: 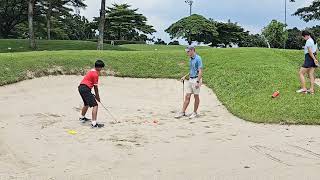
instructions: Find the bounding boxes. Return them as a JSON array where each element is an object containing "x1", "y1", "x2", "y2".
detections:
[{"x1": 185, "y1": 45, "x2": 196, "y2": 52}]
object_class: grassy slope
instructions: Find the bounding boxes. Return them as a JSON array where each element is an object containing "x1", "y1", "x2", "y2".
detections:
[
  {"x1": 0, "y1": 39, "x2": 131, "y2": 53},
  {"x1": 202, "y1": 48, "x2": 319, "y2": 124},
  {"x1": 0, "y1": 46, "x2": 319, "y2": 124},
  {"x1": 120, "y1": 44, "x2": 211, "y2": 51}
]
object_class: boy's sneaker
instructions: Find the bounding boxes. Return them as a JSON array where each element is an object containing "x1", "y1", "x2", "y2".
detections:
[
  {"x1": 174, "y1": 112, "x2": 186, "y2": 119},
  {"x1": 91, "y1": 123, "x2": 104, "y2": 128},
  {"x1": 79, "y1": 117, "x2": 90, "y2": 123},
  {"x1": 189, "y1": 112, "x2": 199, "y2": 119}
]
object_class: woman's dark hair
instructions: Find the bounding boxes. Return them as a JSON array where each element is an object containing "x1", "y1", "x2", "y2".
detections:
[
  {"x1": 95, "y1": 60, "x2": 105, "y2": 68},
  {"x1": 302, "y1": 30, "x2": 317, "y2": 45}
]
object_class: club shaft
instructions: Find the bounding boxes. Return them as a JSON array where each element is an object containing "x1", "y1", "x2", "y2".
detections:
[
  {"x1": 100, "y1": 102, "x2": 117, "y2": 121},
  {"x1": 183, "y1": 80, "x2": 185, "y2": 102},
  {"x1": 94, "y1": 95, "x2": 117, "y2": 122}
]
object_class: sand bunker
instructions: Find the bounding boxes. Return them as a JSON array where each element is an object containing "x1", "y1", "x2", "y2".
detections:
[{"x1": 1, "y1": 76, "x2": 320, "y2": 179}]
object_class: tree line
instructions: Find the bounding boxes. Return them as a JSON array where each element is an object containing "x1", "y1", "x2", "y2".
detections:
[
  {"x1": 1, "y1": 0, "x2": 320, "y2": 50},
  {"x1": 262, "y1": 20, "x2": 320, "y2": 50},
  {"x1": 165, "y1": 16, "x2": 320, "y2": 49},
  {"x1": 164, "y1": 0, "x2": 320, "y2": 49},
  {"x1": 0, "y1": 0, "x2": 155, "y2": 49}
]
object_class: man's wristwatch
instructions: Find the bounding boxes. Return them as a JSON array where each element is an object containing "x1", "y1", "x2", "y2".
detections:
[{"x1": 196, "y1": 80, "x2": 200, "y2": 83}]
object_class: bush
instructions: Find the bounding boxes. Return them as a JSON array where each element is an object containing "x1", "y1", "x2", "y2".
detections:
[{"x1": 168, "y1": 40, "x2": 180, "y2": 45}]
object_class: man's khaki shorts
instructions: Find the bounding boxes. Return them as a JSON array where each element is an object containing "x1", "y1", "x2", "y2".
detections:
[{"x1": 186, "y1": 78, "x2": 201, "y2": 95}]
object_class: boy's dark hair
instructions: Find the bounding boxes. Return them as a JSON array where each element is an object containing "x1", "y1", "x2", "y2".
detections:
[
  {"x1": 302, "y1": 30, "x2": 317, "y2": 45},
  {"x1": 95, "y1": 60, "x2": 105, "y2": 68}
]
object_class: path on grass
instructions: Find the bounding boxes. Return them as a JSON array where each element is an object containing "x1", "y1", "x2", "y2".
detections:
[{"x1": 0, "y1": 76, "x2": 320, "y2": 179}]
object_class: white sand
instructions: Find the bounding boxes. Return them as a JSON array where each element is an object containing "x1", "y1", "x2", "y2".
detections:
[{"x1": 1, "y1": 76, "x2": 320, "y2": 179}]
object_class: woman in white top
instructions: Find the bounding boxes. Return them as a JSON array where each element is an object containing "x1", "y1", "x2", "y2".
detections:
[{"x1": 297, "y1": 31, "x2": 319, "y2": 95}]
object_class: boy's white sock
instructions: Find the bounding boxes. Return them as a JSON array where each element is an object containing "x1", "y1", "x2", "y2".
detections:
[
  {"x1": 80, "y1": 115, "x2": 85, "y2": 119},
  {"x1": 91, "y1": 121, "x2": 97, "y2": 126}
]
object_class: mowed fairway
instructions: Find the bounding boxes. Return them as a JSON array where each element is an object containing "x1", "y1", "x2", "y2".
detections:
[{"x1": 0, "y1": 39, "x2": 132, "y2": 53}]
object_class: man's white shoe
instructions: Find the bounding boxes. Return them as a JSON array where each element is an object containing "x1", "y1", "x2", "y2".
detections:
[
  {"x1": 296, "y1": 89, "x2": 307, "y2": 94},
  {"x1": 189, "y1": 112, "x2": 199, "y2": 119},
  {"x1": 174, "y1": 112, "x2": 186, "y2": 119}
]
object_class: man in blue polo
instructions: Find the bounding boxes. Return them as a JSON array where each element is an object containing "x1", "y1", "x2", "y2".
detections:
[{"x1": 175, "y1": 45, "x2": 204, "y2": 119}]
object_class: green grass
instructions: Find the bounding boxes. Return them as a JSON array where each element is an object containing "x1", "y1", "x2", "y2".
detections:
[
  {"x1": 1, "y1": 44, "x2": 320, "y2": 124},
  {"x1": 0, "y1": 39, "x2": 210, "y2": 53},
  {"x1": 120, "y1": 44, "x2": 211, "y2": 51},
  {"x1": 202, "y1": 48, "x2": 320, "y2": 124},
  {"x1": 0, "y1": 39, "x2": 131, "y2": 53}
]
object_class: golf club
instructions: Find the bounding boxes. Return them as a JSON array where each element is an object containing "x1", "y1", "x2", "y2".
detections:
[
  {"x1": 99, "y1": 101, "x2": 118, "y2": 123},
  {"x1": 182, "y1": 79, "x2": 185, "y2": 103},
  {"x1": 94, "y1": 95, "x2": 119, "y2": 123}
]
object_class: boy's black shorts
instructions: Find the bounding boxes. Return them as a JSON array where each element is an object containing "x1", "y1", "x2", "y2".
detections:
[{"x1": 78, "y1": 84, "x2": 98, "y2": 107}]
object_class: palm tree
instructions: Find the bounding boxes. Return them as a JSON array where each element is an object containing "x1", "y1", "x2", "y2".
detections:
[{"x1": 97, "y1": 0, "x2": 106, "y2": 50}]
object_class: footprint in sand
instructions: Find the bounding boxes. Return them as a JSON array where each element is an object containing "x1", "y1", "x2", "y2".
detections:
[
  {"x1": 176, "y1": 134, "x2": 194, "y2": 139},
  {"x1": 48, "y1": 113, "x2": 62, "y2": 118},
  {"x1": 20, "y1": 113, "x2": 63, "y2": 128},
  {"x1": 109, "y1": 121, "x2": 121, "y2": 125},
  {"x1": 205, "y1": 131, "x2": 215, "y2": 134},
  {"x1": 115, "y1": 143, "x2": 132, "y2": 149},
  {"x1": 34, "y1": 113, "x2": 63, "y2": 118},
  {"x1": 73, "y1": 107, "x2": 81, "y2": 112},
  {"x1": 201, "y1": 120, "x2": 210, "y2": 123},
  {"x1": 135, "y1": 143, "x2": 142, "y2": 147},
  {"x1": 176, "y1": 135, "x2": 189, "y2": 139}
]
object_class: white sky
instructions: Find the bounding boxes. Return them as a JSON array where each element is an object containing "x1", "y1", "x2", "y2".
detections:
[{"x1": 80, "y1": 0, "x2": 317, "y2": 44}]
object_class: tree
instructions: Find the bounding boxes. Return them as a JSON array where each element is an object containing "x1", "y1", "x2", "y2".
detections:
[
  {"x1": 97, "y1": 0, "x2": 106, "y2": 50},
  {"x1": 40, "y1": 0, "x2": 86, "y2": 40},
  {"x1": 154, "y1": 38, "x2": 166, "y2": 45},
  {"x1": 28, "y1": 0, "x2": 37, "y2": 49},
  {"x1": 95, "y1": 4, "x2": 156, "y2": 41},
  {"x1": 309, "y1": 25, "x2": 320, "y2": 44},
  {"x1": 286, "y1": 27, "x2": 303, "y2": 49},
  {"x1": 165, "y1": 14, "x2": 218, "y2": 45},
  {"x1": 292, "y1": 0, "x2": 320, "y2": 22},
  {"x1": 0, "y1": 0, "x2": 87, "y2": 39},
  {"x1": 168, "y1": 40, "x2": 180, "y2": 45},
  {"x1": 62, "y1": 15, "x2": 95, "y2": 40},
  {"x1": 210, "y1": 19, "x2": 248, "y2": 47},
  {"x1": 262, "y1": 20, "x2": 288, "y2": 49},
  {"x1": 238, "y1": 34, "x2": 267, "y2": 47},
  {"x1": 0, "y1": 0, "x2": 28, "y2": 38}
]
